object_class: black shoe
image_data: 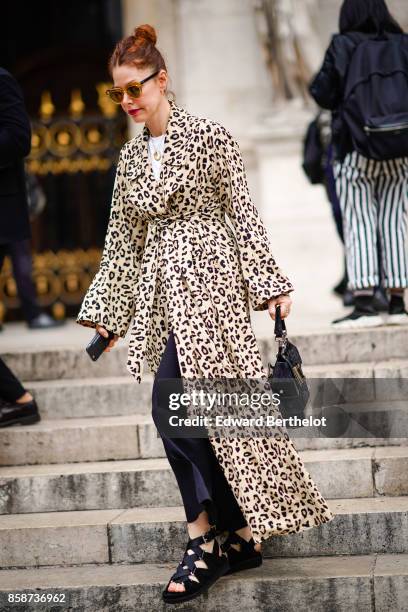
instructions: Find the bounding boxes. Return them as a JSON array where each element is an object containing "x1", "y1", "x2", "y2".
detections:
[
  {"x1": 333, "y1": 276, "x2": 348, "y2": 297},
  {"x1": 332, "y1": 295, "x2": 383, "y2": 329},
  {"x1": 332, "y1": 274, "x2": 354, "y2": 306},
  {"x1": 162, "y1": 525, "x2": 229, "y2": 604},
  {"x1": 373, "y1": 286, "x2": 389, "y2": 312},
  {"x1": 342, "y1": 289, "x2": 355, "y2": 307},
  {"x1": 220, "y1": 530, "x2": 263, "y2": 575},
  {"x1": 28, "y1": 314, "x2": 66, "y2": 329},
  {"x1": 0, "y1": 398, "x2": 41, "y2": 427},
  {"x1": 385, "y1": 294, "x2": 408, "y2": 326}
]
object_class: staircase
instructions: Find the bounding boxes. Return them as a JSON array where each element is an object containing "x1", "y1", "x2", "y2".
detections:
[{"x1": 0, "y1": 326, "x2": 407, "y2": 611}]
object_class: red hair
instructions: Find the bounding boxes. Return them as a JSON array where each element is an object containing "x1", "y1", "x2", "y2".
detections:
[{"x1": 108, "y1": 24, "x2": 175, "y2": 100}]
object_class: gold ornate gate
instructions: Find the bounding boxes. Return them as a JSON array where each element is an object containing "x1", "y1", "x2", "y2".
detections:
[{"x1": 0, "y1": 84, "x2": 128, "y2": 324}]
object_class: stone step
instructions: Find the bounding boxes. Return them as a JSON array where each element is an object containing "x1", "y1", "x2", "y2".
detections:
[
  {"x1": 112, "y1": 497, "x2": 408, "y2": 563},
  {"x1": 4, "y1": 326, "x2": 408, "y2": 381},
  {"x1": 0, "y1": 554, "x2": 406, "y2": 611},
  {"x1": 1, "y1": 407, "x2": 407, "y2": 467},
  {"x1": 2, "y1": 344, "x2": 130, "y2": 382},
  {"x1": 304, "y1": 357, "x2": 408, "y2": 380},
  {"x1": 18, "y1": 358, "x2": 408, "y2": 421},
  {"x1": 290, "y1": 325, "x2": 408, "y2": 367},
  {"x1": 0, "y1": 415, "x2": 158, "y2": 466},
  {"x1": 25, "y1": 376, "x2": 152, "y2": 419},
  {"x1": 0, "y1": 446, "x2": 406, "y2": 515},
  {"x1": 0, "y1": 497, "x2": 407, "y2": 569}
]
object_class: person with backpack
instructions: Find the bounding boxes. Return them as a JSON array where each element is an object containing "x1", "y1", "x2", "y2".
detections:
[
  {"x1": 309, "y1": 0, "x2": 408, "y2": 328},
  {"x1": 302, "y1": 110, "x2": 389, "y2": 310}
]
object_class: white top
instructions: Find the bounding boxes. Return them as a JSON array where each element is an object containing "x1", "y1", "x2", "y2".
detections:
[{"x1": 148, "y1": 134, "x2": 166, "y2": 181}]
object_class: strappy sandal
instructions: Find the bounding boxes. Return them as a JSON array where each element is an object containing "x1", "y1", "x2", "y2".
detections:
[
  {"x1": 162, "y1": 525, "x2": 230, "y2": 604},
  {"x1": 220, "y1": 530, "x2": 263, "y2": 575}
]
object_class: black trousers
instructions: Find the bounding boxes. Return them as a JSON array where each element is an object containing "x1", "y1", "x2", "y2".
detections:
[
  {"x1": 0, "y1": 241, "x2": 41, "y2": 323},
  {"x1": 0, "y1": 357, "x2": 26, "y2": 402},
  {"x1": 151, "y1": 328, "x2": 248, "y2": 533}
]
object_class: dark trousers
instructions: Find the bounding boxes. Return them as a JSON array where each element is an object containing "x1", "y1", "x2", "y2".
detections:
[
  {"x1": 0, "y1": 357, "x2": 26, "y2": 402},
  {"x1": 0, "y1": 240, "x2": 41, "y2": 323},
  {"x1": 151, "y1": 328, "x2": 248, "y2": 533}
]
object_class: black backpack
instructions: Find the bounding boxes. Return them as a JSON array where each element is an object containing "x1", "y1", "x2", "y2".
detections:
[{"x1": 341, "y1": 32, "x2": 408, "y2": 160}]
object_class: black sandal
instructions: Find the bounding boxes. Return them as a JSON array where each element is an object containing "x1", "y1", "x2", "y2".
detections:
[
  {"x1": 162, "y1": 525, "x2": 230, "y2": 604},
  {"x1": 220, "y1": 530, "x2": 263, "y2": 575}
]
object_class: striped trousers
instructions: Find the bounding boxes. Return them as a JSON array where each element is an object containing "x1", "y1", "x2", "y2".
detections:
[{"x1": 334, "y1": 151, "x2": 408, "y2": 290}]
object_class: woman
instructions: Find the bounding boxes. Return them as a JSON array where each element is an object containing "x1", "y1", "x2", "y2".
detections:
[
  {"x1": 77, "y1": 24, "x2": 335, "y2": 605},
  {"x1": 309, "y1": 0, "x2": 408, "y2": 329}
]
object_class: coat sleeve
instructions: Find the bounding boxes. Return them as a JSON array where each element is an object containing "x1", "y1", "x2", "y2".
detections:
[
  {"x1": 309, "y1": 36, "x2": 342, "y2": 110},
  {"x1": 0, "y1": 72, "x2": 31, "y2": 166},
  {"x1": 76, "y1": 145, "x2": 148, "y2": 337},
  {"x1": 309, "y1": 34, "x2": 360, "y2": 110},
  {"x1": 213, "y1": 123, "x2": 294, "y2": 311}
]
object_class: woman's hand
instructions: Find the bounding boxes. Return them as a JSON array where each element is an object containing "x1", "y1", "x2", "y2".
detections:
[
  {"x1": 268, "y1": 294, "x2": 292, "y2": 321},
  {"x1": 96, "y1": 324, "x2": 119, "y2": 352}
]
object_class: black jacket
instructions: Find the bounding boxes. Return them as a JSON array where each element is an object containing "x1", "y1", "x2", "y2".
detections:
[
  {"x1": 0, "y1": 67, "x2": 32, "y2": 245},
  {"x1": 309, "y1": 32, "x2": 366, "y2": 161}
]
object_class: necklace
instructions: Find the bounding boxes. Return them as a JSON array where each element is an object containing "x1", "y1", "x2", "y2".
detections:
[
  {"x1": 149, "y1": 134, "x2": 165, "y2": 161},
  {"x1": 152, "y1": 147, "x2": 161, "y2": 161}
]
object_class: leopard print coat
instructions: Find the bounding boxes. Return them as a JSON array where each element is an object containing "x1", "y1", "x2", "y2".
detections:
[{"x1": 76, "y1": 99, "x2": 335, "y2": 542}]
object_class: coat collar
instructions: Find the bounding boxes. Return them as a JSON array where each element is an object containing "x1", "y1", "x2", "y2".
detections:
[{"x1": 125, "y1": 99, "x2": 193, "y2": 183}]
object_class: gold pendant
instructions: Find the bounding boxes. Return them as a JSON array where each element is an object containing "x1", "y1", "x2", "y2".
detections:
[{"x1": 153, "y1": 151, "x2": 161, "y2": 161}]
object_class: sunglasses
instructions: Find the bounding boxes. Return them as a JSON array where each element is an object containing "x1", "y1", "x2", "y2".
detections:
[{"x1": 105, "y1": 70, "x2": 160, "y2": 104}]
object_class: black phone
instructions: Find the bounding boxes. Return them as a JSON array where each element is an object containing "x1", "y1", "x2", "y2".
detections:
[{"x1": 86, "y1": 329, "x2": 115, "y2": 361}]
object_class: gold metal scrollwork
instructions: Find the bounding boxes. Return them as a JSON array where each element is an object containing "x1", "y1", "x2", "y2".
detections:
[
  {"x1": 96, "y1": 82, "x2": 118, "y2": 118},
  {"x1": 30, "y1": 123, "x2": 48, "y2": 159},
  {"x1": 40, "y1": 91, "x2": 55, "y2": 121},
  {"x1": 79, "y1": 118, "x2": 109, "y2": 155},
  {"x1": 0, "y1": 85, "x2": 129, "y2": 320},
  {"x1": 0, "y1": 248, "x2": 104, "y2": 321},
  {"x1": 47, "y1": 120, "x2": 82, "y2": 157},
  {"x1": 69, "y1": 89, "x2": 85, "y2": 119},
  {"x1": 26, "y1": 156, "x2": 112, "y2": 175},
  {"x1": 28, "y1": 84, "x2": 127, "y2": 175}
]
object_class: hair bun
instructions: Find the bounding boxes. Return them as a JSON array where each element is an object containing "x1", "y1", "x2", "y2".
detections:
[{"x1": 133, "y1": 24, "x2": 157, "y2": 46}]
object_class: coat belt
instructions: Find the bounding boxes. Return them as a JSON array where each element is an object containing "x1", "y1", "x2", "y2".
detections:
[{"x1": 126, "y1": 207, "x2": 226, "y2": 382}]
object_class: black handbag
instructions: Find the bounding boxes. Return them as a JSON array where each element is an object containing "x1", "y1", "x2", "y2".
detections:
[
  {"x1": 267, "y1": 305, "x2": 309, "y2": 426},
  {"x1": 302, "y1": 115, "x2": 325, "y2": 185}
]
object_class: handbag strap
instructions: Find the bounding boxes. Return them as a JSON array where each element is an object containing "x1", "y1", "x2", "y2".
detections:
[
  {"x1": 274, "y1": 304, "x2": 288, "y2": 351},
  {"x1": 274, "y1": 304, "x2": 287, "y2": 338}
]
